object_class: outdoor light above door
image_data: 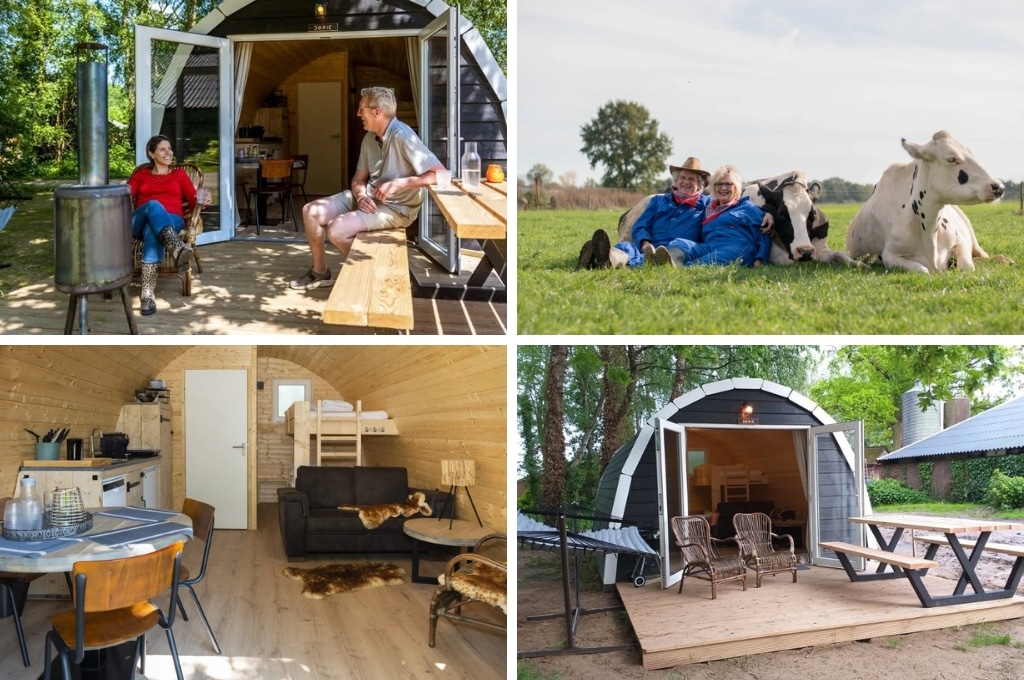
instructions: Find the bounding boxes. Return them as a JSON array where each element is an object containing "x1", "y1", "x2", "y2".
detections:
[
  {"x1": 738, "y1": 402, "x2": 758, "y2": 424},
  {"x1": 314, "y1": 2, "x2": 327, "y2": 22}
]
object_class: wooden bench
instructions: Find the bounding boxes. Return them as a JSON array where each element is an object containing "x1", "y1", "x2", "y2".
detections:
[
  {"x1": 820, "y1": 541, "x2": 939, "y2": 571},
  {"x1": 914, "y1": 535, "x2": 1024, "y2": 558},
  {"x1": 323, "y1": 230, "x2": 413, "y2": 330}
]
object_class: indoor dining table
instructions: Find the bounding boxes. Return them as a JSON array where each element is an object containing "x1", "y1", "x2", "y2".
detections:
[{"x1": 0, "y1": 506, "x2": 193, "y2": 679}]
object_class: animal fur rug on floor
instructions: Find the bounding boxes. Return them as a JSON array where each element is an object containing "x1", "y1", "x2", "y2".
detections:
[
  {"x1": 337, "y1": 491, "x2": 432, "y2": 529},
  {"x1": 282, "y1": 562, "x2": 406, "y2": 599}
]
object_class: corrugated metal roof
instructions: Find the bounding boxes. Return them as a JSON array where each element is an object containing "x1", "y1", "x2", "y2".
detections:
[{"x1": 878, "y1": 395, "x2": 1024, "y2": 461}]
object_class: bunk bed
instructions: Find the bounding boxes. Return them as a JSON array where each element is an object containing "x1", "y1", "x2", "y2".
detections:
[{"x1": 284, "y1": 400, "x2": 397, "y2": 478}]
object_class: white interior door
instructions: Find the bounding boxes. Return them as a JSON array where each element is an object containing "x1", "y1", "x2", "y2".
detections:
[
  {"x1": 655, "y1": 419, "x2": 688, "y2": 589},
  {"x1": 135, "y1": 26, "x2": 234, "y2": 245},
  {"x1": 298, "y1": 82, "x2": 343, "y2": 197},
  {"x1": 417, "y1": 7, "x2": 460, "y2": 272},
  {"x1": 808, "y1": 421, "x2": 864, "y2": 569},
  {"x1": 185, "y1": 369, "x2": 248, "y2": 529}
]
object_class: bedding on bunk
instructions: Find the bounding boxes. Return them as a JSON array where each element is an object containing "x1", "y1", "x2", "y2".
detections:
[{"x1": 309, "y1": 400, "x2": 390, "y2": 420}]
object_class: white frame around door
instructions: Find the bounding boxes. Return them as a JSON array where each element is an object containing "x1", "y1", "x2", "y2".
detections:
[
  {"x1": 134, "y1": 26, "x2": 235, "y2": 245},
  {"x1": 417, "y1": 8, "x2": 460, "y2": 272},
  {"x1": 808, "y1": 420, "x2": 865, "y2": 569},
  {"x1": 655, "y1": 418, "x2": 688, "y2": 589}
]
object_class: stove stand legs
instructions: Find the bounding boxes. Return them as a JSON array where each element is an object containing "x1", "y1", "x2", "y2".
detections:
[{"x1": 63, "y1": 287, "x2": 138, "y2": 335}]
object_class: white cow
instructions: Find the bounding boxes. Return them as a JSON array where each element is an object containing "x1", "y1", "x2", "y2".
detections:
[{"x1": 846, "y1": 130, "x2": 1010, "y2": 272}]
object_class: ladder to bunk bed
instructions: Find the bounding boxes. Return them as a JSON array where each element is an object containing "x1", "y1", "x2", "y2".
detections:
[{"x1": 315, "y1": 399, "x2": 363, "y2": 467}]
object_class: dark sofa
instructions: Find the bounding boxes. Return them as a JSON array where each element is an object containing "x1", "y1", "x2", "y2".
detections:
[
  {"x1": 277, "y1": 465, "x2": 453, "y2": 561},
  {"x1": 713, "y1": 501, "x2": 775, "y2": 540}
]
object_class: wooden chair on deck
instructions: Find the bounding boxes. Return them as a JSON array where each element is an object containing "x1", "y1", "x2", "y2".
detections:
[
  {"x1": 1, "y1": 497, "x2": 45, "y2": 667},
  {"x1": 732, "y1": 511, "x2": 798, "y2": 588},
  {"x1": 246, "y1": 158, "x2": 296, "y2": 234},
  {"x1": 669, "y1": 515, "x2": 747, "y2": 599},
  {"x1": 42, "y1": 541, "x2": 186, "y2": 680},
  {"x1": 428, "y1": 533, "x2": 506, "y2": 647},
  {"x1": 128, "y1": 162, "x2": 205, "y2": 296}
]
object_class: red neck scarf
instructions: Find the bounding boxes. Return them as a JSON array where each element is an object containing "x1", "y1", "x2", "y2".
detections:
[
  {"x1": 672, "y1": 189, "x2": 701, "y2": 207},
  {"x1": 704, "y1": 198, "x2": 738, "y2": 224}
]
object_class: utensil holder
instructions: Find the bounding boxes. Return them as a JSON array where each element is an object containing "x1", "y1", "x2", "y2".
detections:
[{"x1": 35, "y1": 442, "x2": 61, "y2": 460}]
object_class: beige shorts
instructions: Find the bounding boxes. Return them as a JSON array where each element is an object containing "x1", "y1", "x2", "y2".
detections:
[{"x1": 327, "y1": 190, "x2": 415, "y2": 231}]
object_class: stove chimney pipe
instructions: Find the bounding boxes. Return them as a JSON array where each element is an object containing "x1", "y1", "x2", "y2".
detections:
[{"x1": 76, "y1": 43, "x2": 109, "y2": 186}]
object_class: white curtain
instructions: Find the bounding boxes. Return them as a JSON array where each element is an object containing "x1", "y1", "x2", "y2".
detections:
[
  {"x1": 234, "y1": 42, "x2": 253, "y2": 130},
  {"x1": 406, "y1": 37, "x2": 420, "y2": 121},
  {"x1": 793, "y1": 430, "x2": 808, "y2": 499}
]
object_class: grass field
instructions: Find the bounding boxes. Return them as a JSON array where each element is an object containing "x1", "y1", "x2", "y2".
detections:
[{"x1": 517, "y1": 202, "x2": 1024, "y2": 335}]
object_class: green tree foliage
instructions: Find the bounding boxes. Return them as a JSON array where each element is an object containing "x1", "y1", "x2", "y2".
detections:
[
  {"x1": 810, "y1": 346, "x2": 1021, "y2": 448},
  {"x1": 450, "y1": 0, "x2": 506, "y2": 73},
  {"x1": 867, "y1": 478, "x2": 928, "y2": 505},
  {"x1": 985, "y1": 470, "x2": 1024, "y2": 510},
  {"x1": 580, "y1": 100, "x2": 672, "y2": 192},
  {"x1": 815, "y1": 177, "x2": 874, "y2": 203}
]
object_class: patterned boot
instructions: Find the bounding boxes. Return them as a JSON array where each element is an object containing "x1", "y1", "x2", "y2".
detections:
[
  {"x1": 140, "y1": 262, "x2": 158, "y2": 316},
  {"x1": 157, "y1": 226, "x2": 193, "y2": 270}
]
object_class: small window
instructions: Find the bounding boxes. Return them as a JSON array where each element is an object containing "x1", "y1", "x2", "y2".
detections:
[
  {"x1": 272, "y1": 379, "x2": 311, "y2": 423},
  {"x1": 687, "y1": 450, "x2": 706, "y2": 476}
]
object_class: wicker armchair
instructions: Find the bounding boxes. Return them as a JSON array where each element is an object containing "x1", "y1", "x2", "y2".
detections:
[
  {"x1": 732, "y1": 512, "x2": 799, "y2": 588},
  {"x1": 669, "y1": 515, "x2": 747, "y2": 599},
  {"x1": 129, "y1": 162, "x2": 205, "y2": 296},
  {"x1": 428, "y1": 533, "x2": 506, "y2": 647}
]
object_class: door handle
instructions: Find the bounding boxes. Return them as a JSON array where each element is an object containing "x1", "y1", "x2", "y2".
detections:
[{"x1": 232, "y1": 443, "x2": 247, "y2": 455}]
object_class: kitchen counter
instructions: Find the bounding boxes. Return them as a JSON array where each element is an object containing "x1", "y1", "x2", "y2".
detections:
[{"x1": 20, "y1": 456, "x2": 162, "y2": 472}]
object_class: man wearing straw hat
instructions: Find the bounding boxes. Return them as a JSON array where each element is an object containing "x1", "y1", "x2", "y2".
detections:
[{"x1": 577, "y1": 157, "x2": 712, "y2": 269}]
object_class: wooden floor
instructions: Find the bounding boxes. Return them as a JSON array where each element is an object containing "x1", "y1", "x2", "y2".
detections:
[
  {"x1": 619, "y1": 565, "x2": 1024, "y2": 670},
  {"x1": 0, "y1": 504, "x2": 506, "y2": 679},
  {"x1": 0, "y1": 240, "x2": 506, "y2": 335}
]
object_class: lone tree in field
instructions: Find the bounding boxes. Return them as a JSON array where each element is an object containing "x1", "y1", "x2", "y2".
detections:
[{"x1": 580, "y1": 100, "x2": 672, "y2": 192}]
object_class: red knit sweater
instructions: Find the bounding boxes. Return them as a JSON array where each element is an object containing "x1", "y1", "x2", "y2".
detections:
[{"x1": 127, "y1": 166, "x2": 196, "y2": 217}]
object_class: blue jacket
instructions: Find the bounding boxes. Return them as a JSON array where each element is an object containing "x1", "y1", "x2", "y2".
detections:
[
  {"x1": 701, "y1": 196, "x2": 772, "y2": 265},
  {"x1": 630, "y1": 193, "x2": 710, "y2": 247}
]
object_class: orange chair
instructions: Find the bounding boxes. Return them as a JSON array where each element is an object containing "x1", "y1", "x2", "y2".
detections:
[
  {"x1": 42, "y1": 541, "x2": 186, "y2": 680},
  {"x1": 246, "y1": 158, "x2": 296, "y2": 234}
]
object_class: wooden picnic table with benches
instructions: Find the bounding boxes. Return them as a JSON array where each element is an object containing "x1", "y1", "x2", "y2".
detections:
[
  {"x1": 428, "y1": 180, "x2": 507, "y2": 288},
  {"x1": 822, "y1": 514, "x2": 1024, "y2": 607}
]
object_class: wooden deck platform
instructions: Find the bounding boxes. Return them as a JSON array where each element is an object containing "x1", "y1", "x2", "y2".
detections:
[
  {"x1": 619, "y1": 565, "x2": 1024, "y2": 670},
  {"x1": 0, "y1": 240, "x2": 506, "y2": 335}
]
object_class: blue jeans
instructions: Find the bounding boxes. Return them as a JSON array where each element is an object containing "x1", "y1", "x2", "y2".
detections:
[{"x1": 132, "y1": 201, "x2": 184, "y2": 264}]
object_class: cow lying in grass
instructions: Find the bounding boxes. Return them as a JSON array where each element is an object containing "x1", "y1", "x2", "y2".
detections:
[{"x1": 846, "y1": 130, "x2": 1013, "y2": 272}]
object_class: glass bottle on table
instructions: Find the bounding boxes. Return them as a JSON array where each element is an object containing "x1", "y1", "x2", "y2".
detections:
[{"x1": 461, "y1": 141, "x2": 481, "y2": 188}]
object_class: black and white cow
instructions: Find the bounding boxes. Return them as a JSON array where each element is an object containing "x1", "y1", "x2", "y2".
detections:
[
  {"x1": 617, "y1": 170, "x2": 858, "y2": 266},
  {"x1": 743, "y1": 171, "x2": 859, "y2": 266}
]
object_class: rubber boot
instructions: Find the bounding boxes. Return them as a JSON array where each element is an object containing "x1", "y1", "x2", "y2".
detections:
[
  {"x1": 140, "y1": 262, "x2": 158, "y2": 316},
  {"x1": 591, "y1": 229, "x2": 612, "y2": 268},
  {"x1": 158, "y1": 226, "x2": 193, "y2": 270},
  {"x1": 651, "y1": 246, "x2": 674, "y2": 267},
  {"x1": 576, "y1": 240, "x2": 594, "y2": 271}
]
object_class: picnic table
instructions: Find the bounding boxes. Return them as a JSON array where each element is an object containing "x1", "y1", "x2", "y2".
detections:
[
  {"x1": 427, "y1": 180, "x2": 507, "y2": 288},
  {"x1": 821, "y1": 514, "x2": 1024, "y2": 607}
]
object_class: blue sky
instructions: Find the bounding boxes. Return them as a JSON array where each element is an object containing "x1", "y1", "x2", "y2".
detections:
[{"x1": 518, "y1": 0, "x2": 1024, "y2": 187}]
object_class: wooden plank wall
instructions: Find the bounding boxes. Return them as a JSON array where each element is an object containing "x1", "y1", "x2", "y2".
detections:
[
  {"x1": 0, "y1": 346, "x2": 191, "y2": 498},
  {"x1": 256, "y1": 357, "x2": 341, "y2": 502}
]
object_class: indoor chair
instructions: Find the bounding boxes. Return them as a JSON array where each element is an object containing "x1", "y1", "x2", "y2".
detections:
[
  {"x1": 290, "y1": 154, "x2": 309, "y2": 207},
  {"x1": 428, "y1": 533, "x2": 506, "y2": 647},
  {"x1": 42, "y1": 541, "x2": 186, "y2": 680},
  {"x1": 174, "y1": 498, "x2": 221, "y2": 654},
  {"x1": 669, "y1": 515, "x2": 747, "y2": 599},
  {"x1": 128, "y1": 162, "x2": 205, "y2": 296},
  {"x1": 732, "y1": 511, "x2": 799, "y2": 588},
  {"x1": 246, "y1": 158, "x2": 296, "y2": 234},
  {"x1": 1, "y1": 497, "x2": 46, "y2": 667}
]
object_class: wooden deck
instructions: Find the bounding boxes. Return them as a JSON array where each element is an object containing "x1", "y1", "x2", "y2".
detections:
[
  {"x1": 0, "y1": 239, "x2": 506, "y2": 335},
  {"x1": 619, "y1": 565, "x2": 1024, "y2": 670}
]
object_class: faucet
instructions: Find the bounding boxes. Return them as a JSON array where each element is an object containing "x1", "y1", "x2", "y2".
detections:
[{"x1": 90, "y1": 428, "x2": 103, "y2": 458}]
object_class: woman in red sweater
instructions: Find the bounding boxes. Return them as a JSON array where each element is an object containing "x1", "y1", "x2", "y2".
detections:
[{"x1": 127, "y1": 135, "x2": 196, "y2": 316}]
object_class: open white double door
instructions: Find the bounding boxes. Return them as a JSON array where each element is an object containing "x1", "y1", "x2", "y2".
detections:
[
  {"x1": 134, "y1": 9, "x2": 462, "y2": 270},
  {"x1": 654, "y1": 419, "x2": 864, "y2": 589}
]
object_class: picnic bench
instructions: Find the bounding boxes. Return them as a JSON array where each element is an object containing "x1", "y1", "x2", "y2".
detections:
[
  {"x1": 914, "y1": 535, "x2": 1024, "y2": 596},
  {"x1": 823, "y1": 515, "x2": 1024, "y2": 607},
  {"x1": 428, "y1": 181, "x2": 507, "y2": 289},
  {"x1": 323, "y1": 229, "x2": 413, "y2": 330}
]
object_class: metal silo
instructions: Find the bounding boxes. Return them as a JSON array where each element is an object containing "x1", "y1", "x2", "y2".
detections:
[{"x1": 901, "y1": 383, "x2": 943, "y2": 446}]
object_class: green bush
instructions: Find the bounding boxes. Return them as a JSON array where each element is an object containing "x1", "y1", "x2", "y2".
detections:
[
  {"x1": 868, "y1": 478, "x2": 928, "y2": 506},
  {"x1": 984, "y1": 470, "x2": 1024, "y2": 510}
]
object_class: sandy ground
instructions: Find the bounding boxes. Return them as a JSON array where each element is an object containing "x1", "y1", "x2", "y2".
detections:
[{"x1": 517, "y1": 524, "x2": 1024, "y2": 679}]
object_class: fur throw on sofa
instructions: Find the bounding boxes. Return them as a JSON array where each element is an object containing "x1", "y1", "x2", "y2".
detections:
[{"x1": 338, "y1": 492, "x2": 433, "y2": 529}]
